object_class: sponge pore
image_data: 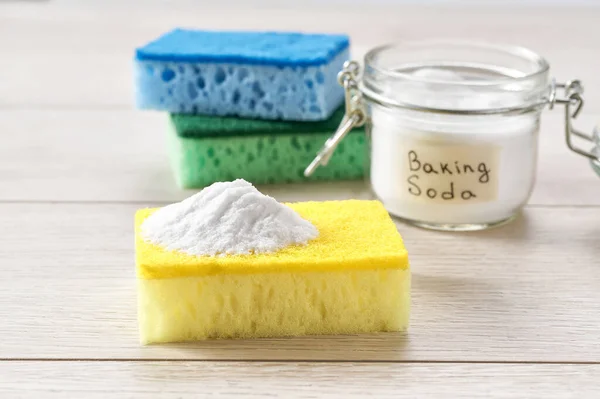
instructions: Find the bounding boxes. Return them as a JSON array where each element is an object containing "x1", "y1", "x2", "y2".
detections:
[{"x1": 134, "y1": 29, "x2": 349, "y2": 121}]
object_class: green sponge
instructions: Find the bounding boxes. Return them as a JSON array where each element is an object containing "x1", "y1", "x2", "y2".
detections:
[
  {"x1": 171, "y1": 106, "x2": 349, "y2": 138},
  {"x1": 167, "y1": 110, "x2": 365, "y2": 188}
]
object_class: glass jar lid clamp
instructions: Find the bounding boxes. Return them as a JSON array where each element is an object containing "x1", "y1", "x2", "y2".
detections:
[{"x1": 304, "y1": 58, "x2": 599, "y2": 177}]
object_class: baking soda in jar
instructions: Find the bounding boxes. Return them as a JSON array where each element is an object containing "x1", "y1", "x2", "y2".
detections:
[{"x1": 369, "y1": 104, "x2": 540, "y2": 229}]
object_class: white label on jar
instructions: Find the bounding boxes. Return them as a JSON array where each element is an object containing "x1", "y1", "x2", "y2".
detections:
[{"x1": 401, "y1": 140, "x2": 500, "y2": 203}]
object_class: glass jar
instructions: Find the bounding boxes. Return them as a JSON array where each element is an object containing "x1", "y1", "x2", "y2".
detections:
[{"x1": 305, "y1": 40, "x2": 599, "y2": 231}]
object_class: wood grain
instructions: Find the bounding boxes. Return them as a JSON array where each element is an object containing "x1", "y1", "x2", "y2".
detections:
[
  {"x1": 0, "y1": 203, "x2": 599, "y2": 361},
  {"x1": 0, "y1": 110, "x2": 598, "y2": 204},
  {"x1": 1, "y1": 361, "x2": 599, "y2": 399}
]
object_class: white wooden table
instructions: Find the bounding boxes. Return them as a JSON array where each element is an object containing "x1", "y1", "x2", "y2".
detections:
[{"x1": 1, "y1": 1, "x2": 600, "y2": 397}]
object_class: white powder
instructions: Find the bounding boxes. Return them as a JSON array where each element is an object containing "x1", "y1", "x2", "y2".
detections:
[
  {"x1": 141, "y1": 179, "x2": 318, "y2": 256},
  {"x1": 370, "y1": 67, "x2": 539, "y2": 227},
  {"x1": 411, "y1": 68, "x2": 468, "y2": 82}
]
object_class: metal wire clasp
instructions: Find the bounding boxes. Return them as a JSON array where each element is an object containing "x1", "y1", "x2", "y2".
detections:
[
  {"x1": 548, "y1": 79, "x2": 599, "y2": 162},
  {"x1": 304, "y1": 61, "x2": 366, "y2": 177}
]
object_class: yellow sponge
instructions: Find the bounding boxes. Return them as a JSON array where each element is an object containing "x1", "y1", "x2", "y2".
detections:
[{"x1": 135, "y1": 200, "x2": 410, "y2": 344}]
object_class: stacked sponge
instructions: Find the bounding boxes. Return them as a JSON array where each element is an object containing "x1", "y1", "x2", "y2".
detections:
[{"x1": 134, "y1": 29, "x2": 365, "y2": 188}]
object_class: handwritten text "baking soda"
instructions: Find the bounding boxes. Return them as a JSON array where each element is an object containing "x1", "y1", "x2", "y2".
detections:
[{"x1": 406, "y1": 150, "x2": 492, "y2": 201}]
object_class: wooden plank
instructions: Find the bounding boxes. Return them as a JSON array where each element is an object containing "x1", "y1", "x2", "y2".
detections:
[
  {"x1": 0, "y1": 204, "x2": 599, "y2": 361},
  {"x1": 1, "y1": 361, "x2": 599, "y2": 398},
  {"x1": 0, "y1": 110, "x2": 598, "y2": 204},
  {"x1": 1, "y1": 5, "x2": 600, "y2": 111}
]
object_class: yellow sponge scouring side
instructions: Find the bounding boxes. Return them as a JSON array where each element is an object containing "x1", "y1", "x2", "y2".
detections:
[{"x1": 135, "y1": 200, "x2": 410, "y2": 344}]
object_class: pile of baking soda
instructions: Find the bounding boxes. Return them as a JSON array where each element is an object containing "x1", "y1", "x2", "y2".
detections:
[{"x1": 141, "y1": 179, "x2": 318, "y2": 256}]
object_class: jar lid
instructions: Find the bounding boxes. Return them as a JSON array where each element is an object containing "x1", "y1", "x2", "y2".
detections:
[{"x1": 362, "y1": 40, "x2": 550, "y2": 114}]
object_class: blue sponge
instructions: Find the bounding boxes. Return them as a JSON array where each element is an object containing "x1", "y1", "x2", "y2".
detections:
[{"x1": 134, "y1": 29, "x2": 350, "y2": 121}]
